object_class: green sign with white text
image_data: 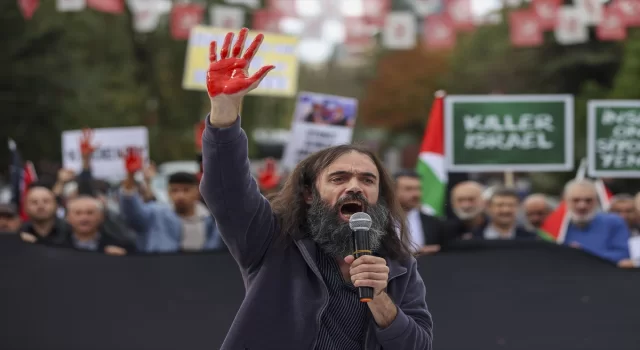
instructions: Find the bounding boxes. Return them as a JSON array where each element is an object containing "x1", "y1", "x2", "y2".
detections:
[
  {"x1": 445, "y1": 95, "x2": 574, "y2": 172},
  {"x1": 587, "y1": 100, "x2": 640, "y2": 178}
]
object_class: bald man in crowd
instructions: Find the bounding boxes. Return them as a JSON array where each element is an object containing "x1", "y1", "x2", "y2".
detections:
[
  {"x1": 563, "y1": 179, "x2": 633, "y2": 268},
  {"x1": 522, "y1": 194, "x2": 551, "y2": 231},
  {"x1": 20, "y1": 183, "x2": 70, "y2": 246},
  {"x1": 448, "y1": 181, "x2": 487, "y2": 238},
  {"x1": 64, "y1": 196, "x2": 134, "y2": 255}
]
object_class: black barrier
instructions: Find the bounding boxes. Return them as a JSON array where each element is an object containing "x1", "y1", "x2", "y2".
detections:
[{"x1": 0, "y1": 235, "x2": 638, "y2": 350}]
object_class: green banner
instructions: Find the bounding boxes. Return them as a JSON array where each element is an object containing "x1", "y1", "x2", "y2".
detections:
[
  {"x1": 587, "y1": 100, "x2": 640, "y2": 178},
  {"x1": 445, "y1": 95, "x2": 574, "y2": 172}
]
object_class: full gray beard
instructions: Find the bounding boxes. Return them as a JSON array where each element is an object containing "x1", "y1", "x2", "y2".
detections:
[{"x1": 306, "y1": 191, "x2": 389, "y2": 259}]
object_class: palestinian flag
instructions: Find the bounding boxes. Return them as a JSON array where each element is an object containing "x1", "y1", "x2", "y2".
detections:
[
  {"x1": 416, "y1": 90, "x2": 447, "y2": 217},
  {"x1": 594, "y1": 179, "x2": 613, "y2": 211},
  {"x1": 538, "y1": 201, "x2": 569, "y2": 243}
]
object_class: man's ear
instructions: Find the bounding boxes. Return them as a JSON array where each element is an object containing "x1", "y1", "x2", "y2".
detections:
[{"x1": 304, "y1": 186, "x2": 313, "y2": 205}]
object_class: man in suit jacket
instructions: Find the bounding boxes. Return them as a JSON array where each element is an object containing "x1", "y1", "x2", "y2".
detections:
[
  {"x1": 394, "y1": 170, "x2": 450, "y2": 255},
  {"x1": 473, "y1": 186, "x2": 535, "y2": 240}
]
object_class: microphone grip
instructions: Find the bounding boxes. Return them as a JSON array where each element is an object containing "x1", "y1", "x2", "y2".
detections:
[{"x1": 352, "y1": 229, "x2": 374, "y2": 303}]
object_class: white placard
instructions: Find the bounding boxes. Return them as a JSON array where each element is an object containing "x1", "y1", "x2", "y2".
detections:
[
  {"x1": 62, "y1": 127, "x2": 149, "y2": 181},
  {"x1": 281, "y1": 92, "x2": 358, "y2": 171}
]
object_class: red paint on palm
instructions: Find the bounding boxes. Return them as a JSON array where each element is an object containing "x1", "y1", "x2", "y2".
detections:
[
  {"x1": 206, "y1": 28, "x2": 275, "y2": 97},
  {"x1": 124, "y1": 147, "x2": 143, "y2": 174},
  {"x1": 79, "y1": 128, "x2": 97, "y2": 156}
]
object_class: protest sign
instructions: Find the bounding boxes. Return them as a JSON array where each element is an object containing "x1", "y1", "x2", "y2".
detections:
[
  {"x1": 62, "y1": 127, "x2": 149, "y2": 180},
  {"x1": 445, "y1": 95, "x2": 574, "y2": 172},
  {"x1": 587, "y1": 100, "x2": 640, "y2": 177},
  {"x1": 182, "y1": 25, "x2": 299, "y2": 97},
  {"x1": 281, "y1": 92, "x2": 358, "y2": 170}
]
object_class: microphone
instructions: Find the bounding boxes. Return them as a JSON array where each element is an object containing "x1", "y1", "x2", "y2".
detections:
[{"x1": 349, "y1": 212, "x2": 374, "y2": 303}]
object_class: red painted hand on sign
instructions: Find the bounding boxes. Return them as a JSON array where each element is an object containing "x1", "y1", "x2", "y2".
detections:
[
  {"x1": 124, "y1": 147, "x2": 143, "y2": 174},
  {"x1": 206, "y1": 28, "x2": 275, "y2": 98}
]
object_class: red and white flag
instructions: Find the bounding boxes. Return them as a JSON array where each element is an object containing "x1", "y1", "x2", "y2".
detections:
[
  {"x1": 170, "y1": 4, "x2": 204, "y2": 40},
  {"x1": 128, "y1": 0, "x2": 167, "y2": 33},
  {"x1": 574, "y1": 0, "x2": 604, "y2": 25},
  {"x1": 267, "y1": 0, "x2": 298, "y2": 17},
  {"x1": 596, "y1": 8, "x2": 627, "y2": 41},
  {"x1": 362, "y1": 0, "x2": 391, "y2": 28},
  {"x1": 210, "y1": 4, "x2": 245, "y2": 29},
  {"x1": 382, "y1": 11, "x2": 417, "y2": 50},
  {"x1": 423, "y1": 14, "x2": 455, "y2": 50},
  {"x1": 412, "y1": 0, "x2": 442, "y2": 17},
  {"x1": 532, "y1": 0, "x2": 561, "y2": 30},
  {"x1": 510, "y1": 9, "x2": 543, "y2": 47},
  {"x1": 446, "y1": 0, "x2": 474, "y2": 32},
  {"x1": 87, "y1": 0, "x2": 123, "y2": 13},
  {"x1": 555, "y1": 6, "x2": 588, "y2": 45},
  {"x1": 18, "y1": 0, "x2": 39, "y2": 19},
  {"x1": 611, "y1": 0, "x2": 640, "y2": 28},
  {"x1": 344, "y1": 17, "x2": 374, "y2": 48},
  {"x1": 252, "y1": 9, "x2": 282, "y2": 32},
  {"x1": 56, "y1": 0, "x2": 85, "y2": 12},
  {"x1": 224, "y1": 0, "x2": 260, "y2": 9}
]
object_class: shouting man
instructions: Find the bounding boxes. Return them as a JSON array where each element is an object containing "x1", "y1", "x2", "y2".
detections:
[{"x1": 200, "y1": 29, "x2": 432, "y2": 350}]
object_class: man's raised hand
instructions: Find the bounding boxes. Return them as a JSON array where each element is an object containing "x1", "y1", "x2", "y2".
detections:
[{"x1": 207, "y1": 28, "x2": 275, "y2": 127}]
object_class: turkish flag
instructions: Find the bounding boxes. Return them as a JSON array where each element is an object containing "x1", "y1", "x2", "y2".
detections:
[
  {"x1": 510, "y1": 10, "x2": 543, "y2": 47},
  {"x1": 18, "y1": 0, "x2": 39, "y2": 19},
  {"x1": 267, "y1": 0, "x2": 297, "y2": 17},
  {"x1": 446, "y1": 0, "x2": 475, "y2": 32},
  {"x1": 344, "y1": 17, "x2": 374, "y2": 48},
  {"x1": 531, "y1": 0, "x2": 561, "y2": 30},
  {"x1": 362, "y1": 0, "x2": 391, "y2": 28},
  {"x1": 170, "y1": 4, "x2": 204, "y2": 40},
  {"x1": 252, "y1": 9, "x2": 282, "y2": 32},
  {"x1": 423, "y1": 14, "x2": 456, "y2": 50},
  {"x1": 596, "y1": 8, "x2": 627, "y2": 41},
  {"x1": 554, "y1": 6, "x2": 588, "y2": 45},
  {"x1": 87, "y1": 0, "x2": 123, "y2": 13},
  {"x1": 611, "y1": 0, "x2": 640, "y2": 27}
]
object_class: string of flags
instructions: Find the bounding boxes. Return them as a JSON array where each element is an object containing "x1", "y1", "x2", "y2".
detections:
[{"x1": 15, "y1": 0, "x2": 640, "y2": 50}]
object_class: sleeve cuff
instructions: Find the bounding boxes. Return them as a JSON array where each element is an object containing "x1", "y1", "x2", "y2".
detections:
[
  {"x1": 374, "y1": 305, "x2": 410, "y2": 343},
  {"x1": 203, "y1": 114, "x2": 242, "y2": 145}
]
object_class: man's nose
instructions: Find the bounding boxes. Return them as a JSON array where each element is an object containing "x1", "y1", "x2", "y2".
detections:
[{"x1": 346, "y1": 179, "x2": 363, "y2": 194}]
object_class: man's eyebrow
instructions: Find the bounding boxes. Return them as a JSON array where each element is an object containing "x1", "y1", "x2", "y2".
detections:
[{"x1": 327, "y1": 170, "x2": 377, "y2": 179}]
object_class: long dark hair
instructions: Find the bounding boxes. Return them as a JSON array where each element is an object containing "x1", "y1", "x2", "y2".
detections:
[{"x1": 268, "y1": 144, "x2": 413, "y2": 261}]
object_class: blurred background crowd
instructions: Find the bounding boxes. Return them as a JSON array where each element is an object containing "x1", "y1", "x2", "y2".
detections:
[{"x1": 2, "y1": 0, "x2": 640, "y2": 267}]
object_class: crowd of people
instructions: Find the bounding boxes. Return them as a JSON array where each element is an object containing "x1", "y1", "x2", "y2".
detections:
[
  {"x1": 394, "y1": 171, "x2": 639, "y2": 268},
  {"x1": 1, "y1": 128, "x2": 638, "y2": 269}
]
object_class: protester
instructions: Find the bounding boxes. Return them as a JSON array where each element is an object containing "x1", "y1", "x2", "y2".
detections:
[
  {"x1": 522, "y1": 193, "x2": 551, "y2": 231},
  {"x1": 199, "y1": 28, "x2": 432, "y2": 350},
  {"x1": 64, "y1": 196, "x2": 134, "y2": 255},
  {"x1": 609, "y1": 194, "x2": 640, "y2": 236},
  {"x1": 120, "y1": 148, "x2": 223, "y2": 253},
  {"x1": 448, "y1": 181, "x2": 487, "y2": 239},
  {"x1": 562, "y1": 179, "x2": 633, "y2": 268},
  {"x1": 475, "y1": 187, "x2": 535, "y2": 240},
  {"x1": 20, "y1": 183, "x2": 70, "y2": 246},
  {"x1": 393, "y1": 170, "x2": 449, "y2": 254},
  {"x1": 0, "y1": 203, "x2": 20, "y2": 234}
]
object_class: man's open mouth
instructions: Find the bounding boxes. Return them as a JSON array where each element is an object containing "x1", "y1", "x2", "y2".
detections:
[{"x1": 339, "y1": 201, "x2": 364, "y2": 220}]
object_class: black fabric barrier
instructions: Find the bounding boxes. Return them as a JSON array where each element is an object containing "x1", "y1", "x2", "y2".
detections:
[{"x1": 0, "y1": 235, "x2": 638, "y2": 350}]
